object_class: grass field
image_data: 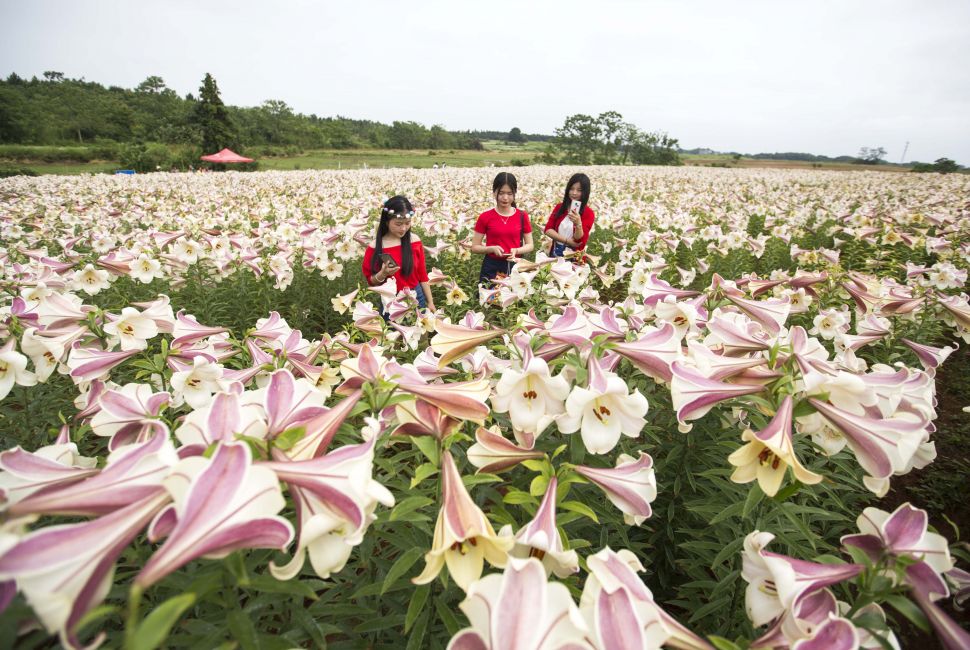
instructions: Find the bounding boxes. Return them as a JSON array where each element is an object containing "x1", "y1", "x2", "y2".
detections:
[{"x1": 0, "y1": 141, "x2": 916, "y2": 175}]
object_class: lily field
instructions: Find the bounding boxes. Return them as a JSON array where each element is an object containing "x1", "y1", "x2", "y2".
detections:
[{"x1": 0, "y1": 166, "x2": 969, "y2": 649}]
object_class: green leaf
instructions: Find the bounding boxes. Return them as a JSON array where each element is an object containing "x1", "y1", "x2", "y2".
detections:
[
  {"x1": 273, "y1": 425, "x2": 306, "y2": 451},
  {"x1": 462, "y1": 472, "x2": 502, "y2": 487},
  {"x1": 246, "y1": 575, "x2": 318, "y2": 600},
  {"x1": 227, "y1": 610, "x2": 259, "y2": 650},
  {"x1": 405, "y1": 607, "x2": 430, "y2": 650},
  {"x1": 390, "y1": 495, "x2": 434, "y2": 521},
  {"x1": 791, "y1": 398, "x2": 817, "y2": 419},
  {"x1": 353, "y1": 614, "x2": 405, "y2": 633},
  {"x1": 131, "y1": 593, "x2": 196, "y2": 650},
  {"x1": 503, "y1": 489, "x2": 538, "y2": 506},
  {"x1": 742, "y1": 484, "x2": 765, "y2": 519},
  {"x1": 411, "y1": 462, "x2": 439, "y2": 489},
  {"x1": 405, "y1": 584, "x2": 431, "y2": 633},
  {"x1": 434, "y1": 598, "x2": 462, "y2": 636},
  {"x1": 529, "y1": 474, "x2": 549, "y2": 497},
  {"x1": 521, "y1": 459, "x2": 547, "y2": 473},
  {"x1": 708, "y1": 636, "x2": 743, "y2": 650},
  {"x1": 560, "y1": 500, "x2": 599, "y2": 523},
  {"x1": 412, "y1": 436, "x2": 440, "y2": 465},
  {"x1": 381, "y1": 547, "x2": 427, "y2": 594},
  {"x1": 884, "y1": 595, "x2": 930, "y2": 633}
]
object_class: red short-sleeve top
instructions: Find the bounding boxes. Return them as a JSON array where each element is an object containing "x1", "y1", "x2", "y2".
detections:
[
  {"x1": 544, "y1": 204, "x2": 596, "y2": 251},
  {"x1": 474, "y1": 208, "x2": 533, "y2": 260},
  {"x1": 361, "y1": 240, "x2": 430, "y2": 291}
]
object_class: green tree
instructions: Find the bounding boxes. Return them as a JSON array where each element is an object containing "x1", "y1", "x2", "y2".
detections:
[
  {"x1": 553, "y1": 113, "x2": 601, "y2": 164},
  {"x1": 192, "y1": 73, "x2": 239, "y2": 153},
  {"x1": 857, "y1": 146, "x2": 887, "y2": 164},
  {"x1": 507, "y1": 127, "x2": 525, "y2": 143},
  {"x1": 136, "y1": 75, "x2": 167, "y2": 94}
]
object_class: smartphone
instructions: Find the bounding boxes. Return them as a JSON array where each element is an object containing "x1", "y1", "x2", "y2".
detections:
[
  {"x1": 570, "y1": 199, "x2": 582, "y2": 213},
  {"x1": 379, "y1": 253, "x2": 399, "y2": 268}
]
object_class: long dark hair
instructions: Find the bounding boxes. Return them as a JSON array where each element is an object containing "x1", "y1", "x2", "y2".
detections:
[
  {"x1": 371, "y1": 195, "x2": 414, "y2": 276},
  {"x1": 554, "y1": 173, "x2": 591, "y2": 220},
  {"x1": 492, "y1": 171, "x2": 518, "y2": 208}
]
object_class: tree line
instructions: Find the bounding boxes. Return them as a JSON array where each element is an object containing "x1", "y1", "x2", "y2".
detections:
[
  {"x1": 541, "y1": 111, "x2": 681, "y2": 165},
  {"x1": 0, "y1": 71, "x2": 484, "y2": 152}
]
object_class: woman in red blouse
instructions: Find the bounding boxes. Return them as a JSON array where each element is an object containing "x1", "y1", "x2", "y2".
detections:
[
  {"x1": 362, "y1": 195, "x2": 435, "y2": 311},
  {"x1": 471, "y1": 172, "x2": 534, "y2": 284},
  {"x1": 544, "y1": 173, "x2": 595, "y2": 259}
]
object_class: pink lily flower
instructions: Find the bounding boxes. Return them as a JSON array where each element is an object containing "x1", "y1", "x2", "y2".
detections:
[
  {"x1": 611, "y1": 322, "x2": 683, "y2": 384},
  {"x1": 135, "y1": 442, "x2": 294, "y2": 589},
  {"x1": 0, "y1": 491, "x2": 170, "y2": 648},
  {"x1": 841, "y1": 503, "x2": 953, "y2": 600},
  {"x1": 66, "y1": 343, "x2": 141, "y2": 384},
  {"x1": 389, "y1": 361, "x2": 491, "y2": 423},
  {"x1": 750, "y1": 588, "x2": 839, "y2": 649},
  {"x1": 0, "y1": 442, "x2": 98, "y2": 509},
  {"x1": 574, "y1": 452, "x2": 656, "y2": 526},
  {"x1": 807, "y1": 398, "x2": 925, "y2": 493},
  {"x1": 430, "y1": 321, "x2": 505, "y2": 368},
  {"x1": 264, "y1": 438, "x2": 393, "y2": 580},
  {"x1": 503, "y1": 478, "x2": 579, "y2": 578},
  {"x1": 910, "y1": 587, "x2": 970, "y2": 650},
  {"x1": 283, "y1": 389, "x2": 363, "y2": 460},
  {"x1": 174, "y1": 388, "x2": 268, "y2": 451},
  {"x1": 466, "y1": 426, "x2": 544, "y2": 474},
  {"x1": 131, "y1": 295, "x2": 176, "y2": 333},
  {"x1": 790, "y1": 617, "x2": 860, "y2": 650},
  {"x1": 641, "y1": 273, "x2": 700, "y2": 307},
  {"x1": 937, "y1": 294, "x2": 970, "y2": 331},
  {"x1": 686, "y1": 341, "x2": 767, "y2": 381},
  {"x1": 900, "y1": 338, "x2": 956, "y2": 376},
  {"x1": 580, "y1": 547, "x2": 712, "y2": 650},
  {"x1": 742, "y1": 531, "x2": 863, "y2": 628},
  {"x1": 32, "y1": 292, "x2": 93, "y2": 330},
  {"x1": 9, "y1": 431, "x2": 177, "y2": 517},
  {"x1": 391, "y1": 398, "x2": 462, "y2": 439},
  {"x1": 670, "y1": 361, "x2": 764, "y2": 430},
  {"x1": 704, "y1": 312, "x2": 776, "y2": 357},
  {"x1": 448, "y1": 558, "x2": 591, "y2": 650},
  {"x1": 171, "y1": 310, "x2": 229, "y2": 345},
  {"x1": 90, "y1": 382, "x2": 171, "y2": 450},
  {"x1": 337, "y1": 342, "x2": 389, "y2": 393},
  {"x1": 724, "y1": 294, "x2": 791, "y2": 335}
]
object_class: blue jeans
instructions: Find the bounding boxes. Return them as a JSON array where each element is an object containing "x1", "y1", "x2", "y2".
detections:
[
  {"x1": 551, "y1": 241, "x2": 568, "y2": 257},
  {"x1": 479, "y1": 256, "x2": 513, "y2": 284},
  {"x1": 380, "y1": 284, "x2": 426, "y2": 321}
]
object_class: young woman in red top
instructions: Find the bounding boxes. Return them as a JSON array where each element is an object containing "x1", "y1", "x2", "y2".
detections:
[
  {"x1": 361, "y1": 195, "x2": 436, "y2": 311},
  {"x1": 545, "y1": 173, "x2": 595, "y2": 258},
  {"x1": 471, "y1": 172, "x2": 534, "y2": 284}
]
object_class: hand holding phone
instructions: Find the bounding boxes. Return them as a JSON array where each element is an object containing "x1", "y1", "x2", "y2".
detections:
[
  {"x1": 570, "y1": 199, "x2": 582, "y2": 215},
  {"x1": 379, "y1": 253, "x2": 399, "y2": 270}
]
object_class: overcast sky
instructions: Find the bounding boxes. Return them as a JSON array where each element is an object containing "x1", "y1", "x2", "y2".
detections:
[{"x1": 2, "y1": 0, "x2": 969, "y2": 163}]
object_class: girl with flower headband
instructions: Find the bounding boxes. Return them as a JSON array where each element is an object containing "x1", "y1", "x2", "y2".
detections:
[
  {"x1": 362, "y1": 195, "x2": 436, "y2": 311},
  {"x1": 471, "y1": 172, "x2": 534, "y2": 284}
]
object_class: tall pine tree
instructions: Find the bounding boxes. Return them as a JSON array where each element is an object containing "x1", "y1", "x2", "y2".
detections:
[{"x1": 193, "y1": 73, "x2": 239, "y2": 153}]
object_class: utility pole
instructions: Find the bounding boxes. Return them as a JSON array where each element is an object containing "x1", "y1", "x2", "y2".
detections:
[{"x1": 900, "y1": 141, "x2": 909, "y2": 164}]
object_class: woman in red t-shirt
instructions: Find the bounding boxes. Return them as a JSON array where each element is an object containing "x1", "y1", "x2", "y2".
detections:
[
  {"x1": 471, "y1": 172, "x2": 534, "y2": 284},
  {"x1": 544, "y1": 173, "x2": 595, "y2": 258},
  {"x1": 362, "y1": 195, "x2": 435, "y2": 311}
]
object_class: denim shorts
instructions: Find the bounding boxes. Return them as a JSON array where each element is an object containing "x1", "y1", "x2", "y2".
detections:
[{"x1": 479, "y1": 256, "x2": 514, "y2": 284}]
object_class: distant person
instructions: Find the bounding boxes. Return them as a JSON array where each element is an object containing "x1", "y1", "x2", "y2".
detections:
[
  {"x1": 433, "y1": 163, "x2": 439, "y2": 169},
  {"x1": 471, "y1": 172, "x2": 534, "y2": 283},
  {"x1": 362, "y1": 195, "x2": 435, "y2": 311},
  {"x1": 544, "y1": 173, "x2": 595, "y2": 259}
]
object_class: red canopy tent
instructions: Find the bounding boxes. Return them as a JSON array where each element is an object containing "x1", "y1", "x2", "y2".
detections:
[{"x1": 200, "y1": 148, "x2": 254, "y2": 163}]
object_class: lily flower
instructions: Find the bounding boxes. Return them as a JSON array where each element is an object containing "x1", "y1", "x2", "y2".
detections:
[
  {"x1": 724, "y1": 294, "x2": 791, "y2": 334},
  {"x1": 728, "y1": 396, "x2": 823, "y2": 497},
  {"x1": 466, "y1": 426, "x2": 543, "y2": 474},
  {"x1": 66, "y1": 343, "x2": 141, "y2": 384},
  {"x1": 503, "y1": 478, "x2": 579, "y2": 578},
  {"x1": 0, "y1": 441, "x2": 98, "y2": 509},
  {"x1": 413, "y1": 451, "x2": 513, "y2": 591},
  {"x1": 581, "y1": 547, "x2": 711, "y2": 650},
  {"x1": 841, "y1": 503, "x2": 953, "y2": 600},
  {"x1": 447, "y1": 557, "x2": 590, "y2": 650},
  {"x1": 492, "y1": 342, "x2": 570, "y2": 436},
  {"x1": 174, "y1": 388, "x2": 268, "y2": 450},
  {"x1": 558, "y1": 356, "x2": 649, "y2": 454},
  {"x1": 389, "y1": 362, "x2": 491, "y2": 423},
  {"x1": 612, "y1": 322, "x2": 682, "y2": 384},
  {"x1": 90, "y1": 382, "x2": 171, "y2": 449},
  {"x1": 134, "y1": 442, "x2": 294, "y2": 589},
  {"x1": 9, "y1": 431, "x2": 178, "y2": 517},
  {"x1": 900, "y1": 338, "x2": 956, "y2": 376},
  {"x1": 171, "y1": 310, "x2": 228, "y2": 344},
  {"x1": 265, "y1": 438, "x2": 393, "y2": 580},
  {"x1": 742, "y1": 531, "x2": 863, "y2": 628},
  {"x1": 102, "y1": 306, "x2": 159, "y2": 351},
  {"x1": 170, "y1": 355, "x2": 228, "y2": 409},
  {"x1": 0, "y1": 491, "x2": 171, "y2": 649},
  {"x1": 574, "y1": 452, "x2": 657, "y2": 526},
  {"x1": 430, "y1": 321, "x2": 505, "y2": 368},
  {"x1": 0, "y1": 339, "x2": 38, "y2": 400},
  {"x1": 391, "y1": 398, "x2": 462, "y2": 439},
  {"x1": 670, "y1": 361, "x2": 764, "y2": 430}
]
